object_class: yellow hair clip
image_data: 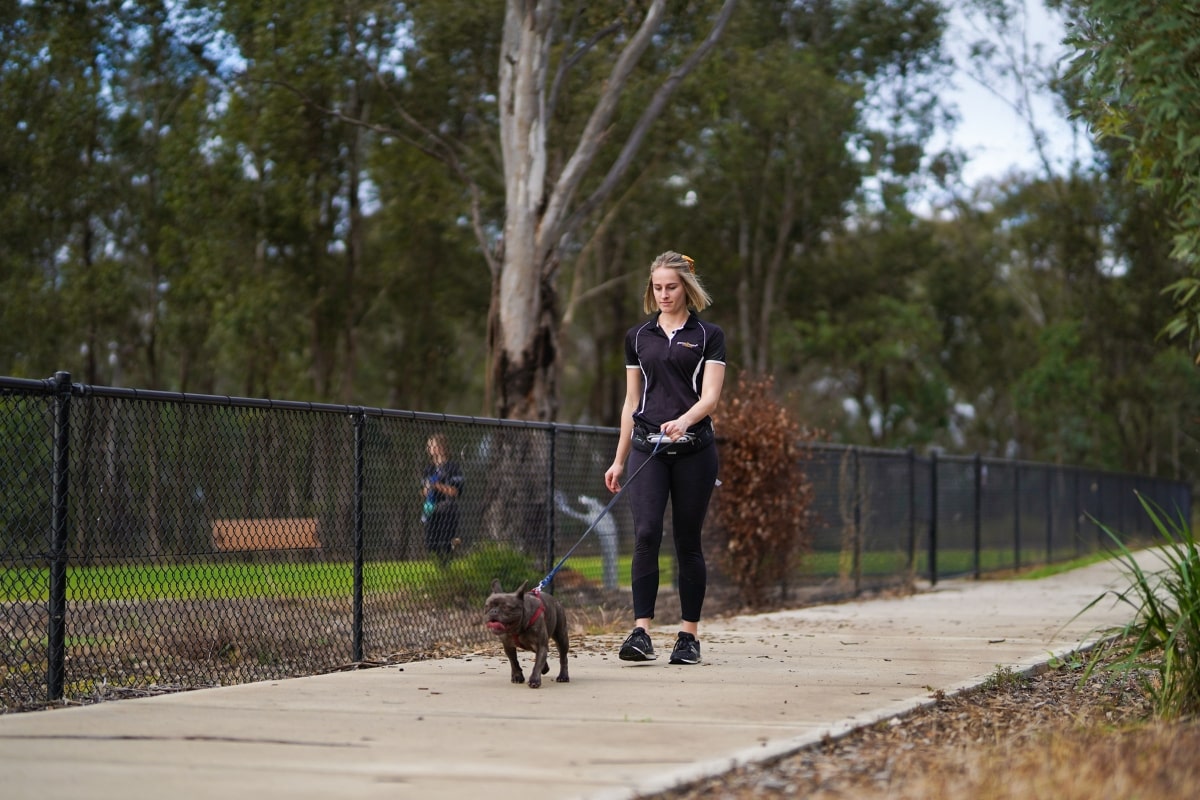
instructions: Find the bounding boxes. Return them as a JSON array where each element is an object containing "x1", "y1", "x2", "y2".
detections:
[{"x1": 681, "y1": 254, "x2": 695, "y2": 274}]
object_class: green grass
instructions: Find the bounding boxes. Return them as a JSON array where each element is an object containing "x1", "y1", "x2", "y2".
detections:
[
  {"x1": 558, "y1": 554, "x2": 665, "y2": 586},
  {"x1": 0, "y1": 545, "x2": 1125, "y2": 602},
  {"x1": 1, "y1": 552, "x2": 672, "y2": 602},
  {"x1": 0, "y1": 560, "x2": 448, "y2": 602},
  {"x1": 1018, "y1": 550, "x2": 1114, "y2": 580}
]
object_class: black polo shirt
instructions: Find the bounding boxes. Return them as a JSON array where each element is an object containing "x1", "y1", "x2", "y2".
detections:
[{"x1": 625, "y1": 312, "x2": 726, "y2": 432}]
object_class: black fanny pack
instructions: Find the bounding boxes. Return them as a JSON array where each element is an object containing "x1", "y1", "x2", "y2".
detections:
[{"x1": 631, "y1": 423, "x2": 714, "y2": 456}]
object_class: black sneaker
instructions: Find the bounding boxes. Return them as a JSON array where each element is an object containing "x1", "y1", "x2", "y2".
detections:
[
  {"x1": 669, "y1": 632, "x2": 701, "y2": 665},
  {"x1": 618, "y1": 627, "x2": 657, "y2": 661}
]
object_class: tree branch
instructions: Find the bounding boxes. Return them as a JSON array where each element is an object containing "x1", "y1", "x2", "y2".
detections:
[
  {"x1": 547, "y1": 4, "x2": 626, "y2": 123},
  {"x1": 537, "y1": 0, "x2": 669, "y2": 259},
  {"x1": 259, "y1": 74, "x2": 500, "y2": 276},
  {"x1": 554, "y1": 0, "x2": 741, "y2": 250}
]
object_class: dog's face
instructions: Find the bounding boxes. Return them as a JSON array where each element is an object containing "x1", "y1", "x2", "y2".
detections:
[{"x1": 484, "y1": 579, "x2": 527, "y2": 635}]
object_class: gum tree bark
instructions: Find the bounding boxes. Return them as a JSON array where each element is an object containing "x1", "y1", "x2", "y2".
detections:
[{"x1": 491, "y1": 0, "x2": 739, "y2": 420}]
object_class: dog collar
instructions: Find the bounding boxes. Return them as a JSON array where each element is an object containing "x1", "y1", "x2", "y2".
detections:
[
  {"x1": 501, "y1": 589, "x2": 545, "y2": 634},
  {"x1": 526, "y1": 591, "x2": 545, "y2": 628}
]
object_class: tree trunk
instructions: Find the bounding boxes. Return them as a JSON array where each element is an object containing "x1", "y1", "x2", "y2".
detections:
[
  {"x1": 494, "y1": 1, "x2": 556, "y2": 420},
  {"x1": 490, "y1": 0, "x2": 739, "y2": 420}
]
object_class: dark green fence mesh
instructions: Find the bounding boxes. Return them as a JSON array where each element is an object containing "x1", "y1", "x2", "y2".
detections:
[{"x1": 1, "y1": 374, "x2": 1190, "y2": 710}]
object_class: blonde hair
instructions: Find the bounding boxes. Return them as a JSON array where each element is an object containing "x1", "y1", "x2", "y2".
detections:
[{"x1": 642, "y1": 250, "x2": 713, "y2": 314}]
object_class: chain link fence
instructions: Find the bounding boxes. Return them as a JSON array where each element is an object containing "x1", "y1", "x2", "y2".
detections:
[{"x1": 2, "y1": 372, "x2": 1190, "y2": 711}]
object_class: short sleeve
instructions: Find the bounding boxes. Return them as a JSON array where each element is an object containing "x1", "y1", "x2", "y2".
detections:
[
  {"x1": 704, "y1": 323, "x2": 726, "y2": 365},
  {"x1": 624, "y1": 329, "x2": 639, "y2": 368}
]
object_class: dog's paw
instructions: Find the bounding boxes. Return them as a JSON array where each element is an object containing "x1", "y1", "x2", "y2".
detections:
[
  {"x1": 556, "y1": 674, "x2": 569, "y2": 683},
  {"x1": 527, "y1": 677, "x2": 542, "y2": 689},
  {"x1": 511, "y1": 672, "x2": 525, "y2": 684}
]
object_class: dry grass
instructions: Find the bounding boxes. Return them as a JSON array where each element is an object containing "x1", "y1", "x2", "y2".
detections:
[{"x1": 653, "y1": 644, "x2": 1200, "y2": 799}]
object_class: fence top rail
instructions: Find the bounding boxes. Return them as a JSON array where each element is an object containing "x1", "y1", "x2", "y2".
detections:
[
  {"x1": 807, "y1": 442, "x2": 918, "y2": 459},
  {"x1": 0, "y1": 373, "x2": 630, "y2": 434},
  {"x1": 0, "y1": 376, "x2": 52, "y2": 393},
  {"x1": 934, "y1": 450, "x2": 1189, "y2": 488},
  {"x1": 0, "y1": 372, "x2": 1187, "y2": 492}
]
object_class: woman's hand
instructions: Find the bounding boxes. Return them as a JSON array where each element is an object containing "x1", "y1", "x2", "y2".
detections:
[
  {"x1": 659, "y1": 419, "x2": 688, "y2": 441},
  {"x1": 604, "y1": 462, "x2": 624, "y2": 494}
]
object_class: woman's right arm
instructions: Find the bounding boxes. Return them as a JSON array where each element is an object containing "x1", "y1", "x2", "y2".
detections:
[{"x1": 604, "y1": 367, "x2": 641, "y2": 493}]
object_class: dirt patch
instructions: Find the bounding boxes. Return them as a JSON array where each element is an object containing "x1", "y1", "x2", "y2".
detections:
[{"x1": 649, "y1": 645, "x2": 1200, "y2": 799}]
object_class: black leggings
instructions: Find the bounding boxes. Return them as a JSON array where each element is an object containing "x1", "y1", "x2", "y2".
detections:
[
  {"x1": 425, "y1": 507, "x2": 458, "y2": 562},
  {"x1": 624, "y1": 444, "x2": 719, "y2": 624}
]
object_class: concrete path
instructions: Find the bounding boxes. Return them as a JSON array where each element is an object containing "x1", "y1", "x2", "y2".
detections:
[{"x1": 0, "y1": 555, "x2": 1152, "y2": 800}]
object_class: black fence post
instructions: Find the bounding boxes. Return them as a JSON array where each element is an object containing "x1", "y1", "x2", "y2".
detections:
[
  {"x1": 351, "y1": 411, "x2": 366, "y2": 663},
  {"x1": 1045, "y1": 465, "x2": 1053, "y2": 563},
  {"x1": 906, "y1": 447, "x2": 916, "y2": 573},
  {"x1": 1013, "y1": 462, "x2": 1022, "y2": 569},
  {"x1": 46, "y1": 371, "x2": 72, "y2": 702},
  {"x1": 1185, "y1": 486, "x2": 1194, "y2": 536},
  {"x1": 852, "y1": 447, "x2": 862, "y2": 595},
  {"x1": 1122, "y1": 475, "x2": 1132, "y2": 538},
  {"x1": 973, "y1": 453, "x2": 982, "y2": 579},
  {"x1": 1080, "y1": 470, "x2": 1089, "y2": 556},
  {"x1": 928, "y1": 450, "x2": 938, "y2": 586}
]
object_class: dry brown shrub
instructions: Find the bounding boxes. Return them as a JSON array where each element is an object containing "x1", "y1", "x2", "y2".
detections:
[{"x1": 710, "y1": 374, "x2": 821, "y2": 607}]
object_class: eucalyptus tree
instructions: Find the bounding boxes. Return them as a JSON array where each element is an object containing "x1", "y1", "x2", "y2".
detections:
[
  {"x1": 944, "y1": 0, "x2": 1200, "y2": 475},
  {"x1": 0, "y1": 3, "x2": 72, "y2": 376},
  {"x1": 343, "y1": 0, "x2": 737, "y2": 420},
  {"x1": 98, "y1": 0, "x2": 227, "y2": 390},
  {"x1": 0, "y1": 0, "x2": 132, "y2": 384},
  {"x1": 185, "y1": 0, "x2": 403, "y2": 402},
  {"x1": 1061, "y1": 0, "x2": 1200, "y2": 359},
  {"x1": 358, "y1": 136, "x2": 490, "y2": 414},
  {"x1": 644, "y1": 0, "x2": 951, "y2": 384},
  {"x1": 993, "y1": 164, "x2": 1200, "y2": 476},
  {"x1": 782, "y1": 210, "x2": 958, "y2": 447}
]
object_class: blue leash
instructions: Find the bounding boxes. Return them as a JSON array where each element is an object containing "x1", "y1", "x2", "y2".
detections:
[{"x1": 535, "y1": 436, "x2": 666, "y2": 593}]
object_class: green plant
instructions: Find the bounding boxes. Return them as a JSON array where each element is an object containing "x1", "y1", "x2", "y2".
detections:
[
  {"x1": 429, "y1": 543, "x2": 537, "y2": 608},
  {"x1": 1048, "y1": 651, "x2": 1085, "y2": 671},
  {"x1": 1082, "y1": 491, "x2": 1200, "y2": 720},
  {"x1": 981, "y1": 664, "x2": 1028, "y2": 692}
]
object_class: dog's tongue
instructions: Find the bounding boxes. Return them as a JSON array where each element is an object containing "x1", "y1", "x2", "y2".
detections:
[{"x1": 486, "y1": 621, "x2": 507, "y2": 632}]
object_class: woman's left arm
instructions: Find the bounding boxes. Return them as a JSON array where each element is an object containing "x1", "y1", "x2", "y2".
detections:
[{"x1": 661, "y1": 362, "x2": 726, "y2": 440}]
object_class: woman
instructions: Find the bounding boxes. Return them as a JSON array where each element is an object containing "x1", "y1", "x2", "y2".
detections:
[
  {"x1": 421, "y1": 433, "x2": 465, "y2": 565},
  {"x1": 604, "y1": 251, "x2": 726, "y2": 665}
]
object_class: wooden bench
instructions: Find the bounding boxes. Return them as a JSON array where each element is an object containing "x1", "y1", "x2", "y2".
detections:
[{"x1": 211, "y1": 517, "x2": 321, "y2": 552}]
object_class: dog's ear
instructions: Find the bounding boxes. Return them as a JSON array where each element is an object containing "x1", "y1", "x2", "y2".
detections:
[
  {"x1": 490, "y1": 578, "x2": 503, "y2": 594},
  {"x1": 515, "y1": 580, "x2": 528, "y2": 597}
]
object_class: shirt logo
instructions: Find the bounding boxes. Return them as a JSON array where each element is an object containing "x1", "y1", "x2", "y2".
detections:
[{"x1": 676, "y1": 341, "x2": 699, "y2": 349}]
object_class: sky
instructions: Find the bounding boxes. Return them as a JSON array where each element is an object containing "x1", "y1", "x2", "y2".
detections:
[{"x1": 933, "y1": 1, "x2": 1086, "y2": 187}]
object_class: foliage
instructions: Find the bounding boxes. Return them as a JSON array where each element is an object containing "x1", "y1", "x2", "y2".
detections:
[
  {"x1": 653, "y1": 0, "x2": 951, "y2": 377},
  {"x1": 1011, "y1": 321, "x2": 1099, "y2": 464},
  {"x1": 709, "y1": 374, "x2": 819, "y2": 606},
  {"x1": 1062, "y1": 0, "x2": 1200, "y2": 359},
  {"x1": 1083, "y1": 492, "x2": 1200, "y2": 720},
  {"x1": 980, "y1": 664, "x2": 1029, "y2": 692},
  {"x1": 429, "y1": 542, "x2": 537, "y2": 609},
  {"x1": 4, "y1": 2, "x2": 1200, "y2": 491}
]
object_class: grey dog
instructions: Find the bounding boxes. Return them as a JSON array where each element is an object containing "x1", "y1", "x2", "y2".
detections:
[{"x1": 483, "y1": 579, "x2": 570, "y2": 688}]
